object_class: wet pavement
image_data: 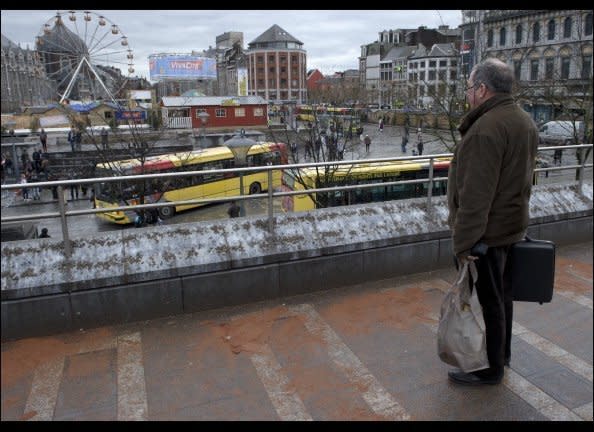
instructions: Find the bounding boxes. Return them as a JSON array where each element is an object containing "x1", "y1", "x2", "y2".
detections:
[{"x1": 1, "y1": 241, "x2": 591, "y2": 421}]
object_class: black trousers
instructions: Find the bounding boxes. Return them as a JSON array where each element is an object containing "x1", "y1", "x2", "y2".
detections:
[{"x1": 469, "y1": 245, "x2": 513, "y2": 379}]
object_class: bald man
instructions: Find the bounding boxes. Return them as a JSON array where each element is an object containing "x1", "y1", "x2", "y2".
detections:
[{"x1": 446, "y1": 58, "x2": 539, "y2": 385}]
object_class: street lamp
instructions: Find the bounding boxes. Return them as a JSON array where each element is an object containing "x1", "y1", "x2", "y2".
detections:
[
  {"x1": 225, "y1": 130, "x2": 256, "y2": 217},
  {"x1": 197, "y1": 110, "x2": 210, "y2": 150}
]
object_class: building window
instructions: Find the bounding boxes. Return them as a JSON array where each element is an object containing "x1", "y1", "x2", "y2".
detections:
[
  {"x1": 257, "y1": 56, "x2": 264, "y2": 64},
  {"x1": 533, "y1": 22, "x2": 540, "y2": 42},
  {"x1": 582, "y1": 57, "x2": 592, "y2": 79},
  {"x1": 514, "y1": 60, "x2": 522, "y2": 81},
  {"x1": 234, "y1": 108, "x2": 245, "y2": 117},
  {"x1": 547, "y1": 19, "x2": 556, "y2": 40},
  {"x1": 530, "y1": 60, "x2": 539, "y2": 81},
  {"x1": 419, "y1": 61, "x2": 425, "y2": 68},
  {"x1": 258, "y1": 79, "x2": 264, "y2": 86},
  {"x1": 269, "y1": 55, "x2": 275, "y2": 62},
  {"x1": 254, "y1": 107, "x2": 264, "y2": 117},
  {"x1": 450, "y1": 70, "x2": 457, "y2": 80},
  {"x1": 215, "y1": 108, "x2": 226, "y2": 118},
  {"x1": 545, "y1": 58, "x2": 554, "y2": 79},
  {"x1": 438, "y1": 70, "x2": 446, "y2": 81},
  {"x1": 269, "y1": 66, "x2": 275, "y2": 73},
  {"x1": 429, "y1": 60, "x2": 436, "y2": 67},
  {"x1": 585, "y1": 13, "x2": 593, "y2": 36},
  {"x1": 561, "y1": 57, "x2": 570, "y2": 79},
  {"x1": 420, "y1": 71, "x2": 426, "y2": 81},
  {"x1": 499, "y1": 27, "x2": 507, "y2": 46},
  {"x1": 515, "y1": 24, "x2": 523, "y2": 44},
  {"x1": 487, "y1": 29, "x2": 494, "y2": 47},
  {"x1": 439, "y1": 60, "x2": 447, "y2": 67},
  {"x1": 104, "y1": 111, "x2": 113, "y2": 119},
  {"x1": 563, "y1": 17, "x2": 572, "y2": 38},
  {"x1": 428, "y1": 70, "x2": 436, "y2": 80}
]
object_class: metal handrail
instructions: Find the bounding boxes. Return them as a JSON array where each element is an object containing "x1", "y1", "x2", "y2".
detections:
[{"x1": 2, "y1": 144, "x2": 592, "y2": 252}]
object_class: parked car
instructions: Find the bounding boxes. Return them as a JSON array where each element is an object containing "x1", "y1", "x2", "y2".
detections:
[{"x1": 538, "y1": 120, "x2": 584, "y2": 146}]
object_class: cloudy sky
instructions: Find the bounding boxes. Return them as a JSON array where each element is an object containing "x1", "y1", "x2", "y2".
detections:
[{"x1": 1, "y1": 10, "x2": 462, "y2": 82}]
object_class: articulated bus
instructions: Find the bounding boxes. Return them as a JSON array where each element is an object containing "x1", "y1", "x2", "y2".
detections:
[
  {"x1": 281, "y1": 157, "x2": 451, "y2": 212},
  {"x1": 295, "y1": 105, "x2": 364, "y2": 137},
  {"x1": 94, "y1": 142, "x2": 288, "y2": 224}
]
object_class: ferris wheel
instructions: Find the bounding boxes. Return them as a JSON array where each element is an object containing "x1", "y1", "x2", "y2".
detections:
[{"x1": 35, "y1": 10, "x2": 135, "y2": 104}]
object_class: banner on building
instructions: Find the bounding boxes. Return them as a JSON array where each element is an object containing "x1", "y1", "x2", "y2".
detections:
[
  {"x1": 149, "y1": 54, "x2": 217, "y2": 80},
  {"x1": 115, "y1": 110, "x2": 147, "y2": 121},
  {"x1": 237, "y1": 68, "x2": 248, "y2": 96}
]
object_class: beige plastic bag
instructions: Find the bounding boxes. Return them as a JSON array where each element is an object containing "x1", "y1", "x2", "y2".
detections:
[{"x1": 437, "y1": 261, "x2": 489, "y2": 372}]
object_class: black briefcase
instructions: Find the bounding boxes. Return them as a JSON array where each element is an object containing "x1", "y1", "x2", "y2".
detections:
[{"x1": 508, "y1": 236, "x2": 556, "y2": 304}]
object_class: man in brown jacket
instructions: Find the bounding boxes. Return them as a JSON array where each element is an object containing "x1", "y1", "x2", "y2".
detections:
[{"x1": 446, "y1": 58, "x2": 539, "y2": 385}]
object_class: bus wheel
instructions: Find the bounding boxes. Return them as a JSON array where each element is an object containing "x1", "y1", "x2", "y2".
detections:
[
  {"x1": 159, "y1": 206, "x2": 175, "y2": 219},
  {"x1": 249, "y1": 182, "x2": 262, "y2": 195}
]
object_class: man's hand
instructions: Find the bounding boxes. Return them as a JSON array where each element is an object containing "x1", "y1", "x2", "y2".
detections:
[{"x1": 456, "y1": 249, "x2": 478, "y2": 264}]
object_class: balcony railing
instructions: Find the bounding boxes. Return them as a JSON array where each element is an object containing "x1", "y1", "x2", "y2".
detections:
[{"x1": 1, "y1": 144, "x2": 592, "y2": 257}]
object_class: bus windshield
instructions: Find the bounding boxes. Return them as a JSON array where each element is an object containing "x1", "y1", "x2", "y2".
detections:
[{"x1": 93, "y1": 142, "x2": 288, "y2": 224}]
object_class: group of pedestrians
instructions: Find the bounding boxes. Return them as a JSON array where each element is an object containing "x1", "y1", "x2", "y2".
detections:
[{"x1": 18, "y1": 147, "x2": 50, "y2": 201}]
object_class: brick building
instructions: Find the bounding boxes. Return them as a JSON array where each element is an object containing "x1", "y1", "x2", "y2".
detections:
[{"x1": 246, "y1": 24, "x2": 307, "y2": 105}]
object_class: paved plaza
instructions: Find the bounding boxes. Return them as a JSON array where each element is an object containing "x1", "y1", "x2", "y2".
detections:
[{"x1": 1, "y1": 241, "x2": 591, "y2": 421}]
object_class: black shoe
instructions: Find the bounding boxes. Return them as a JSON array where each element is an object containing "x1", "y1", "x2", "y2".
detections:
[{"x1": 448, "y1": 370, "x2": 502, "y2": 386}]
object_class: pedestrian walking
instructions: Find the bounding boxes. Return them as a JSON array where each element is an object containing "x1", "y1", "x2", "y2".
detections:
[
  {"x1": 75, "y1": 129, "x2": 82, "y2": 151},
  {"x1": 378, "y1": 118, "x2": 384, "y2": 133},
  {"x1": 39, "y1": 227, "x2": 51, "y2": 238},
  {"x1": 101, "y1": 127, "x2": 109, "y2": 150},
  {"x1": 401, "y1": 125, "x2": 409, "y2": 153},
  {"x1": 68, "y1": 127, "x2": 76, "y2": 152},
  {"x1": 416, "y1": 128, "x2": 424, "y2": 156},
  {"x1": 39, "y1": 128, "x2": 48, "y2": 153},
  {"x1": 364, "y1": 134, "x2": 371, "y2": 153},
  {"x1": 19, "y1": 173, "x2": 29, "y2": 200},
  {"x1": 290, "y1": 141, "x2": 298, "y2": 162},
  {"x1": 446, "y1": 58, "x2": 539, "y2": 386}
]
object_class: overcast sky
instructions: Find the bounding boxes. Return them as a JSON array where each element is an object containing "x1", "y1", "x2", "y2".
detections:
[{"x1": 1, "y1": 10, "x2": 462, "y2": 82}]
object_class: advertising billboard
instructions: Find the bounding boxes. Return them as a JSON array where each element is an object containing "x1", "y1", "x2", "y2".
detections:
[
  {"x1": 149, "y1": 54, "x2": 217, "y2": 81},
  {"x1": 115, "y1": 110, "x2": 147, "y2": 121}
]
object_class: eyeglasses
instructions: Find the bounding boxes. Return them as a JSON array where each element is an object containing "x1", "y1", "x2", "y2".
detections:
[{"x1": 466, "y1": 82, "x2": 482, "y2": 92}]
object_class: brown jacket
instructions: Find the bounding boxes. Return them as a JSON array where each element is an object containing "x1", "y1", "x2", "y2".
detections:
[{"x1": 447, "y1": 94, "x2": 538, "y2": 255}]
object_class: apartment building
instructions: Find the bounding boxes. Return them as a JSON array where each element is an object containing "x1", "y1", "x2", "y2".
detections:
[
  {"x1": 460, "y1": 10, "x2": 593, "y2": 123},
  {"x1": 246, "y1": 24, "x2": 307, "y2": 105},
  {"x1": 360, "y1": 25, "x2": 461, "y2": 106}
]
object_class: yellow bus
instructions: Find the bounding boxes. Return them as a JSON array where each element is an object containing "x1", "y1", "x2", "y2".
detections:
[
  {"x1": 93, "y1": 142, "x2": 288, "y2": 224},
  {"x1": 281, "y1": 157, "x2": 451, "y2": 212},
  {"x1": 295, "y1": 105, "x2": 364, "y2": 137}
]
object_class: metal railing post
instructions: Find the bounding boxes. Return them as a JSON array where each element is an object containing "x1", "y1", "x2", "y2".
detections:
[
  {"x1": 57, "y1": 185, "x2": 72, "y2": 258},
  {"x1": 427, "y1": 157, "x2": 434, "y2": 212},
  {"x1": 267, "y1": 168, "x2": 274, "y2": 232},
  {"x1": 578, "y1": 147, "x2": 585, "y2": 192}
]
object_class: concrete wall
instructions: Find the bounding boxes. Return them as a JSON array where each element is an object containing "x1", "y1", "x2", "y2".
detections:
[{"x1": 2, "y1": 182, "x2": 592, "y2": 341}]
